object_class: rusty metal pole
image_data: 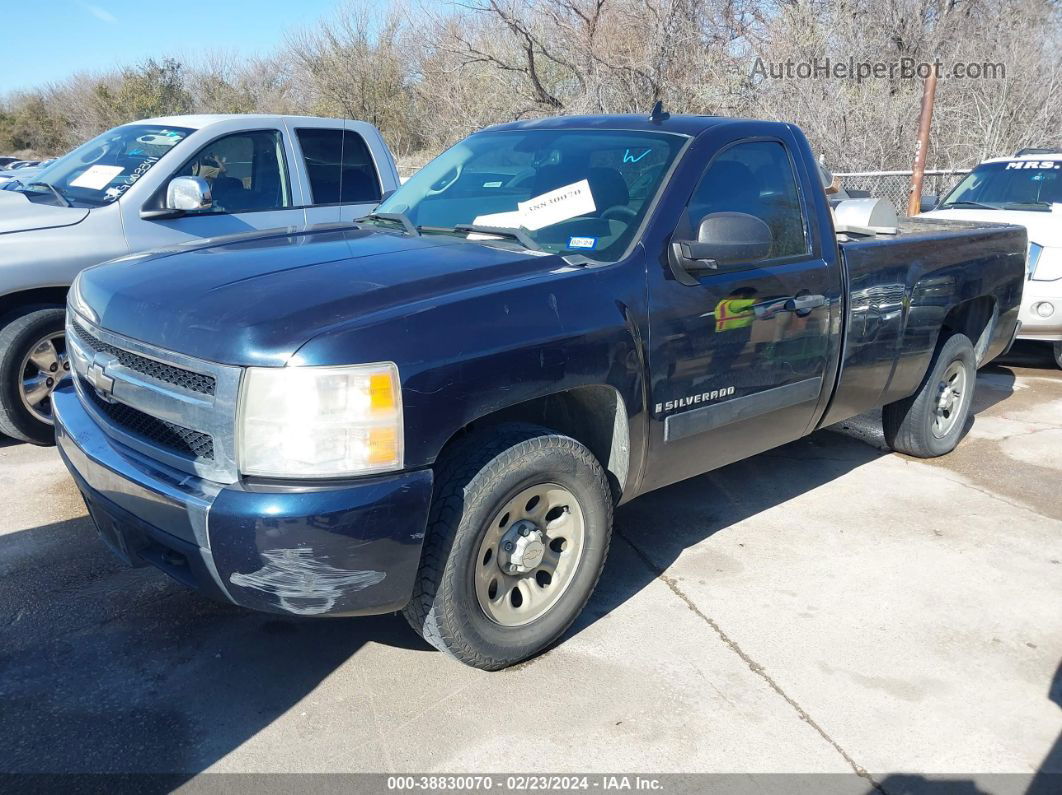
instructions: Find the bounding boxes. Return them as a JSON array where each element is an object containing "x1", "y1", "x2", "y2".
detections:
[{"x1": 908, "y1": 68, "x2": 939, "y2": 216}]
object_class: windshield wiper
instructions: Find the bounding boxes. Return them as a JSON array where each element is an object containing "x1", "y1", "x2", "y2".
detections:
[
  {"x1": 452, "y1": 224, "x2": 541, "y2": 251},
  {"x1": 359, "y1": 211, "x2": 418, "y2": 235},
  {"x1": 942, "y1": 200, "x2": 996, "y2": 210},
  {"x1": 1002, "y1": 201, "x2": 1052, "y2": 211},
  {"x1": 26, "y1": 181, "x2": 70, "y2": 207}
]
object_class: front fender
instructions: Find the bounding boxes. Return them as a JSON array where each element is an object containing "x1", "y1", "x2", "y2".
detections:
[{"x1": 291, "y1": 256, "x2": 651, "y2": 473}]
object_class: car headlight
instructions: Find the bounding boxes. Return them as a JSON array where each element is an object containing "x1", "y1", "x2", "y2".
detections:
[
  {"x1": 237, "y1": 362, "x2": 403, "y2": 478},
  {"x1": 1029, "y1": 243, "x2": 1062, "y2": 281}
]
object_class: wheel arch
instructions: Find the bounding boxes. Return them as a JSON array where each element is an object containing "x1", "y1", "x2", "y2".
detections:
[
  {"x1": 434, "y1": 384, "x2": 631, "y2": 505},
  {"x1": 0, "y1": 286, "x2": 69, "y2": 325},
  {"x1": 940, "y1": 295, "x2": 997, "y2": 365}
]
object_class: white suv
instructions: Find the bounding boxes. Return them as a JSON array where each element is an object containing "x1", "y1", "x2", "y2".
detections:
[{"x1": 922, "y1": 149, "x2": 1062, "y2": 368}]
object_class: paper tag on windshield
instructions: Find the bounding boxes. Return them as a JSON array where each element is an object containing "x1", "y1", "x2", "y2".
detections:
[
  {"x1": 517, "y1": 179, "x2": 595, "y2": 230},
  {"x1": 70, "y1": 165, "x2": 125, "y2": 190}
]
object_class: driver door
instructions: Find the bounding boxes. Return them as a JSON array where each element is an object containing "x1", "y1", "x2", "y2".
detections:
[{"x1": 641, "y1": 134, "x2": 835, "y2": 492}]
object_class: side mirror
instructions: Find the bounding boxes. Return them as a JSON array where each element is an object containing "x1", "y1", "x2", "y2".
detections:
[
  {"x1": 168, "y1": 176, "x2": 212, "y2": 211},
  {"x1": 919, "y1": 194, "x2": 939, "y2": 213},
  {"x1": 141, "y1": 176, "x2": 213, "y2": 220},
  {"x1": 670, "y1": 212, "x2": 773, "y2": 285}
]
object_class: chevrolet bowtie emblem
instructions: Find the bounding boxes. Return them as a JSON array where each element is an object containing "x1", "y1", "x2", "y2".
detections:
[{"x1": 86, "y1": 352, "x2": 117, "y2": 400}]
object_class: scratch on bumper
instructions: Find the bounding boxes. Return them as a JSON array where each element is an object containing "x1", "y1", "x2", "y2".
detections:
[{"x1": 229, "y1": 548, "x2": 386, "y2": 616}]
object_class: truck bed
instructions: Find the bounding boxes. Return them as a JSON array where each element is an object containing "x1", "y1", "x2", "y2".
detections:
[{"x1": 822, "y1": 217, "x2": 1027, "y2": 426}]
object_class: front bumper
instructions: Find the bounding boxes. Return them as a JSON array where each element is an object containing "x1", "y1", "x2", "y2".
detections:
[
  {"x1": 53, "y1": 384, "x2": 433, "y2": 617},
  {"x1": 1018, "y1": 278, "x2": 1062, "y2": 341}
]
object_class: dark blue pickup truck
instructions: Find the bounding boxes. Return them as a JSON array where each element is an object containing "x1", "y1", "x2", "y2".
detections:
[{"x1": 53, "y1": 112, "x2": 1025, "y2": 669}]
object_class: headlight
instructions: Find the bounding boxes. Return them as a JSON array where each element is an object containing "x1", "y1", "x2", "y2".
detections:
[
  {"x1": 1027, "y1": 242, "x2": 1043, "y2": 277},
  {"x1": 238, "y1": 362, "x2": 403, "y2": 478},
  {"x1": 1029, "y1": 243, "x2": 1062, "y2": 281}
]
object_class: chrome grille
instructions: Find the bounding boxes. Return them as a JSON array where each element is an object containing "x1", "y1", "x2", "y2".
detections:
[
  {"x1": 83, "y1": 381, "x2": 215, "y2": 460},
  {"x1": 70, "y1": 319, "x2": 216, "y2": 396},
  {"x1": 67, "y1": 312, "x2": 242, "y2": 484}
]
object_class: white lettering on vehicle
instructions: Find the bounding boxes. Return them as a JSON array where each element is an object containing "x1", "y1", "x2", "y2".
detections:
[{"x1": 1004, "y1": 160, "x2": 1061, "y2": 170}]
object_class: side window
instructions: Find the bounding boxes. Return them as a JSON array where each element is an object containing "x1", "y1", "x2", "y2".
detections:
[
  {"x1": 296, "y1": 128, "x2": 382, "y2": 205},
  {"x1": 172, "y1": 130, "x2": 291, "y2": 214},
  {"x1": 688, "y1": 140, "x2": 808, "y2": 260}
]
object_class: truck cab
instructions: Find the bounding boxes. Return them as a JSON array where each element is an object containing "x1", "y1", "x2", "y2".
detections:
[{"x1": 0, "y1": 114, "x2": 399, "y2": 444}]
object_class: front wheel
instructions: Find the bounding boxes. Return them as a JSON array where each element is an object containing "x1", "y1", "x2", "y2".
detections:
[
  {"x1": 1053, "y1": 341, "x2": 1062, "y2": 370},
  {"x1": 0, "y1": 307, "x2": 70, "y2": 445},
  {"x1": 403, "y1": 424, "x2": 613, "y2": 670},
  {"x1": 882, "y1": 332, "x2": 976, "y2": 458}
]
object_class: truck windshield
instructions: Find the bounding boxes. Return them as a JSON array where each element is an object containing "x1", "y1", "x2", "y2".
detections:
[
  {"x1": 940, "y1": 160, "x2": 1062, "y2": 211},
  {"x1": 7, "y1": 123, "x2": 193, "y2": 208},
  {"x1": 374, "y1": 129, "x2": 687, "y2": 261}
]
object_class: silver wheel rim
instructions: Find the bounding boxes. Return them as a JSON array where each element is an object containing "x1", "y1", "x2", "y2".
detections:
[
  {"x1": 19, "y1": 331, "x2": 70, "y2": 425},
  {"x1": 931, "y1": 360, "x2": 967, "y2": 439},
  {"x1": 474, "y1": 483, "x2": 586, "y2": 627}
]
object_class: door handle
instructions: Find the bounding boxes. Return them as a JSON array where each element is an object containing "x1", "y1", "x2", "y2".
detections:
[{"x1": 784, "y1": 294, "x2": 826, "y2": 315}]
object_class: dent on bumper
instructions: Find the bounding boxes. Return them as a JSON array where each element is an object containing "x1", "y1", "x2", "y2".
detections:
[{"x1": 53, "y1": 384, "x2": 434, "y2": 617}]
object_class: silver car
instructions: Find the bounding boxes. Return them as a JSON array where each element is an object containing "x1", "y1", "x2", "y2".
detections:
[{"x1": 0, "y1": 114, "x2": 400, "y2": 443}]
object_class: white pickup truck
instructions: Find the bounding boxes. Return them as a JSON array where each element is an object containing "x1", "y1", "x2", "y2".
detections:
[
  {"x1": 0, "y1": 114, "x2": 400, "y2": 443},
  {"x1": 923, "y1": 148, "x2": 1062, "y2": 367}
]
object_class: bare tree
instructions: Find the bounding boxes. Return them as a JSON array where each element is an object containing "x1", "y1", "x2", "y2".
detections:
[{"x1": 1, "y1": 0, "x2": 1058, "y2": 174}]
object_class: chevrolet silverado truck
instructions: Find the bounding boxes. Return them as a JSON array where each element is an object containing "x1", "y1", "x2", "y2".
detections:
[
  {"x1": 0, "y1": 114, "x2": 400, "y2": 444},
  {"x1": 53, "y1": 112, "x2": 1025, "y2": 670}
]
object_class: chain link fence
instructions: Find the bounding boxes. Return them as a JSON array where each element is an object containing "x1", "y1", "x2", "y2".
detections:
[{"x1": 835, "y1": 170, "x2": 970, "y2": 215}]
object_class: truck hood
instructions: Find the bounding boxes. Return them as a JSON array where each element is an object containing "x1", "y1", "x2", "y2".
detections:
[
  {"x1": 76, "y1": 224, "x2": 566, "y2": 366},
  {"x1": 921, "y1": 206, "x2": 1062, "y2": 248},
  {"x1": 0, "y1": 189, "x2": 90, "y2": 234}
]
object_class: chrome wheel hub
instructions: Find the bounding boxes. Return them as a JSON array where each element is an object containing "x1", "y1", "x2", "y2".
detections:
[
  {"x1": 500, "y1": 521, "x2": 546, "y2": 573},
  {"x1": 19, "y1": 332, "x2": 70, "y2": 425},
  {"x1": 474, "y1": 483, "x2": 586, "y2": 627}
]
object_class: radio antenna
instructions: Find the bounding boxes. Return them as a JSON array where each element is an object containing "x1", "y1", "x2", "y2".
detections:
[{"x1": 648, "y1": 100, "x2": 669, "y2": 123}]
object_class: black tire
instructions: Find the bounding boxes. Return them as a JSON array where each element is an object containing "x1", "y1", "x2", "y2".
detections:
[
  {"x1": 882, "y1": 332, "x2": 976, "y2": 458},
  {"x1": 0, "y1": 306, "x2": 68, "y2": 445},
  {"x1": 1053, "y1": 341, "x2": 1062, "y2": 370},
  {"x1": 403, "y1": 423, "x2": 613, "y2": 670}
]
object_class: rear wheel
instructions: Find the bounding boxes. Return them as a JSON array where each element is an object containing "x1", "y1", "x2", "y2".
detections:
[
  {"x1": 1053, "y1": 341, "x2": 1062, "y2": 370},
  {"x1": 403, "y1": 424, "x2": 612, "y2": 670},
  {"x1": 882, "y1": 332, "x2": 975, "y2": 458},
  {"x1": 0, "y1": 307, "x2": 70, "y2": 445}
]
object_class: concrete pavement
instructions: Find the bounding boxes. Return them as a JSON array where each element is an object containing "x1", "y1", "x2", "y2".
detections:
[{"x1": 0, "y1": 343, "x2": 1059, "y2": 788}]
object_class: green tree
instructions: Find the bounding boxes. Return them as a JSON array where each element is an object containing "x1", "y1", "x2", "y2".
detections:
[
  {"x1": 92, "y1": 58, "x2": 193, "y2": 128},
  {"x1": 0, "y1": 93, "x2": 69, "y2": 155}
]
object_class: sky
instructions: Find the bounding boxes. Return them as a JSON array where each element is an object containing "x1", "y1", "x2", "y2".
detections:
[{"x1": 1, "y1": 0, "x2": 344, "y2": 93}]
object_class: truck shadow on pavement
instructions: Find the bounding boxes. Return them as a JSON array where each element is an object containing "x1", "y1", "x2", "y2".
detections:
[{"x1": 578, "y1": 421, "x2": 891, "y2": 632}]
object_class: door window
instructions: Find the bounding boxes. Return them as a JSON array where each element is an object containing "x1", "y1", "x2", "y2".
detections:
[
  {"x1": 688, "y1": 140, "x2": 808, "y2": 261},
  {"x1": 170, "y1": 130, "x2": 292, "y2": 214},
  {"x1": 296, "y1": 128, "x2": 382, "y2": 205}
]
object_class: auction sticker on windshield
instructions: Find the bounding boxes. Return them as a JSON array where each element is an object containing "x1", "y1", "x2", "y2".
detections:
[
  {"x1": 518, "y1": 179, "x2": 596, "y2": 230},
  {"x1": 473, "y1": 179, "x2": 597, "y2": 231},
  {"x1": 70, "y1": 165, "x2": 124, "y2": 190}
]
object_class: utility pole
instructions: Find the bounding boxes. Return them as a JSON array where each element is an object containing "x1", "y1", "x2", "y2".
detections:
[{"x1": 908, "y1": 68, "x2": 939, "y2": 216}]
